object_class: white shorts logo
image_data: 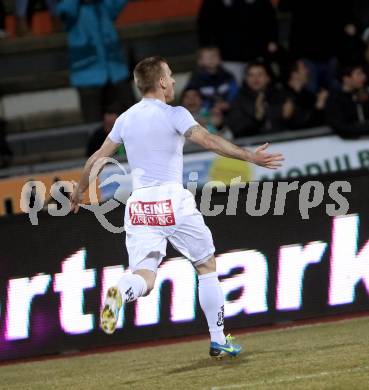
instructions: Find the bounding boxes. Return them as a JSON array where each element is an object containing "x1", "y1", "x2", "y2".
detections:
[{"x1": 129, "y1": 200, "x2": 175, "y2": 226}]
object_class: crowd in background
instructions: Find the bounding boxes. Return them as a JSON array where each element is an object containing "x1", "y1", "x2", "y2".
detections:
[
  {"x1": 192, "y1": 0, "x2": 369, "y2": 141},
  {"x1": 2, "y1": 0, "x2": 369, "y2": 162},
  {"x1": 70, "y1": 0, "x2": 369, "y2": 152},
  {"x1": 0, "y1": 0, "x2": 60, "y2": 37}
]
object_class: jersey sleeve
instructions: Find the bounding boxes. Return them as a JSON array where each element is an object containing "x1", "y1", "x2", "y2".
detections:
[
  {"x1": 108, "y1": 119, "x2": 123, "y2": 144},
  {"x1": 171, "y1": 106, "x2": 199, "y2": 135}
]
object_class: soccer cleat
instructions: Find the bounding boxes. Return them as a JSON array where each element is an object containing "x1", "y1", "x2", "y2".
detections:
[
  {"x1": 100, "y1": 287, "x2": 122, "y2": 335},
  {"x1": 209, "y1": 334, "x2": 242, "y2": 359}
]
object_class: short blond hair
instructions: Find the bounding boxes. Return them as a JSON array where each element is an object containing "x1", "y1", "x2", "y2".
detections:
[{"x1": 133, "y1": 56, "x2": 168, "y2": 94}]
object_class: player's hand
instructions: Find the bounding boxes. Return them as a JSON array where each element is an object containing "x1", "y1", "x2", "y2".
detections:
[
  {"x1": 267, "y1": 41, "x2": 278, "y2": 53},
  {"x1": 344, "y1": 23, "x2": 357, "y2": 36},
  {"x1": 316, "y1": 89, "x2": 329, "y2": 110},
  {"x1": 282, "y1": 99, "x2": 294, "y2": 119},
  {"x1": 69, "y1": 181, "x2": 83, "y2": 214},
  {"x1": 251, "y1": 143, "x2": 284, "y2": 169},
  {"x1": 255, "y1": 93, "x2": 266, "y2": 121}
]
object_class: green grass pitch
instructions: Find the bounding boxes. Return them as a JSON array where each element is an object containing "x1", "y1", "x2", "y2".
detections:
[{"x1": 1, "y1": 316, "x2": 368, "y2": 390}]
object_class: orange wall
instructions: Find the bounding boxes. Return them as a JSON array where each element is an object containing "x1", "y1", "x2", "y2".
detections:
[
  {"x1": 118, "y1": 0, "x2": 202, "y2": 26},
  {"x1": 0, "y1": 169, "x2": 100, "y2": 216},
  {"x1": 5, "y1": 0, "x2": 202, "y2": 37},
  {"x1": 6, "y1": 0, "x2": 280, "y2": 37}
]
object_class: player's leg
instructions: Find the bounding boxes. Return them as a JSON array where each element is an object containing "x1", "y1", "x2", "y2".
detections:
[
  {"x1": 101, "y1": 186, "x2": 169, "y2": 334},
  {"x1": 195, "y1": 256, "x2": 241, "y2": 359},
  {"x1": 169, "y1": 223, "x2": 241, "y2": 358},
  {"x1": 195, "y1": 255, "x2": 225, "y2": 345},
  {"x1": 169, "y1": 189, "x2": 241, "y2": 357},
  {"x1": 101, "y1": 252, "x2": 161, "y2": 334},
  {"x1": 117, "y1": 258, "x2": 158, "y2": 302}
]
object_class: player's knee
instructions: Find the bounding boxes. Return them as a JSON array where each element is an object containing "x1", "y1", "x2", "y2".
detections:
[
  {"x1": 195, "y1": 255, "x2": 216, "y2": 275},
  {"x1": 133, "y1": 269, "x2": 156, "y2": 295},
  {"x1": 144, "y1": 278, "x2": 155, "y2": 295}
]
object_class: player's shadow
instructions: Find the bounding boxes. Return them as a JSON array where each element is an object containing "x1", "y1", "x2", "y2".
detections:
[{"x1": 166, "y1": 354, "x2": 248, "y2": 375}]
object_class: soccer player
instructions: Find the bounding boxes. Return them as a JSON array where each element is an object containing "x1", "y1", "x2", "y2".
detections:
[{"x1": 70, "y1": 56, "x2": 284, "y2": 359}]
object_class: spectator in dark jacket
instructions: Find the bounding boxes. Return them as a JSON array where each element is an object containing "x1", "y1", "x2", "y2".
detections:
[
  {"x1": 58, "y1": 0, "x2": 135, "y2": 123},
  {"x1": 363, "y1": 41, "x2": 369, "y2": 79},
  {"x1": 198, "y1": 0, "x2": 279, "y2": 84},
  {"x1": 181, "y1": 88, "x2": 233, "y2": 139},
  {"x1": 352, "y1": 0, "x2": 369, "y2": 39},
  {"x1": 87, "y1": 111, "x2": 119, "y2": 156},
  {"x1": 15, "y1": 0, "x2": 60, "y2": 36},
  {"x1": 326, "y1": 64, "x2": 369, "y2": 138},
  {"x1": 279, "y1": 0, "x2": 359, "y2": 93},
  {"x1": 0, "y1": 119, "x2": 12, "y2": 167},
  {"x1": 227, "y1": 61, "x2": 293, "y2": 137},
  {"x1": 284, "y1": 60, "x2": 329, "y2": 129},
  {"x1": 0, "y1": 0, "x2": 6, "y2": 38},
  {"x1": 186, "y1": 47, "x2": 238, "y2": 114}
]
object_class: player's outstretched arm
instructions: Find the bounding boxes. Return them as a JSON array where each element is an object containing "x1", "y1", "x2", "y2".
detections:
[
  {"x1": 70, "y1": 137, "x2": 120, "y2": 213},
  {"x1": 185, "y1": 124, "x2": 284, "y2": 169}
]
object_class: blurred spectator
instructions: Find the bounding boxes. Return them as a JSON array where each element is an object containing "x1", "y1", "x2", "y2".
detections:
[
  {"x1": 284, "y1": 61, "x2": 328, "y2": 129},
  {"x1": 227, "y1": 61, "x2": 293, "y2": 137},
  {"x1": 15, "y1": 0, "x2": 60, "y2": 36},
  {"x1": 87, "y1": 111, "x2": 118, "y2": 156},
  {"x1": 0, "y1": 0, "x2": 6, "y2": 38},
  {"x1": 363, "y1": 41, "x2": 369, "y2": 79},
  {"x1": 264, "y1": 44, "x2": 291, "y2": 85},
  {"x1": 181, "y1": 88, "x2": 231, "y2": 138},
  {"x1": 352, "y1": 0, "x2": 369, "y2": 40},
  {"x1": 279, "y1": 0, "x2": 359, "y2": 93},
  {"x1": 197, "y1": 0, "x2": 278, "y2": 85},
  {"x1": 186, "y1": 47, "x2": 238, "y2": 114},
  {"x1": 58, "y1": 0, "x2": 135, "y2": 123},
  {"x1": 326, "y1": 64, "x2": 369, "y2": 138},
  {"x1": 0, "y1": 119, "x2": 12, "y2": 168}
]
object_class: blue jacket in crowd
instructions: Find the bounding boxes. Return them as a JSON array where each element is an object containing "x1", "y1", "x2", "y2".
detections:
[{"x1": 57, "y1": 0, "x2": 129, "y2": 87}]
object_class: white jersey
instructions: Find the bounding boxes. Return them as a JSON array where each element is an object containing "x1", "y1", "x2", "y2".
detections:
[{"x1": 108, "y1": 98, "x2": 198, "y2": 190}]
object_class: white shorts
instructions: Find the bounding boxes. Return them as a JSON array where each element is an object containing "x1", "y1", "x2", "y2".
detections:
[{"x1": 124, "y1": 183, "x2": 215, "y2": 272}]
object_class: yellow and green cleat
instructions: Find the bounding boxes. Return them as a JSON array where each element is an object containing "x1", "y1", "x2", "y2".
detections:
[
  {"x1": 100, "y1": 287, "x2": 122, "y2": 335},
  {"x1": 209, "y1": 334, "x2": 242, "y2": 360}
]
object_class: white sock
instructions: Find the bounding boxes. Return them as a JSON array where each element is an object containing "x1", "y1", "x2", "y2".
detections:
[
  {"x1": 117, "y1": 273, "x2": 147, "y2": 303},
  {"x1": 198, "y1": 272, "x2": 226, "y2": 345}
]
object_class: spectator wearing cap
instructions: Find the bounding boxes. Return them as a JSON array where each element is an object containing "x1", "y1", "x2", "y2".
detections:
[
  {"x1": 326, "y1": 64, "x2": 369, "y2": 138},
  {"x1": 186, "y1": 47, "x2": 238, "y2": 116},
  {"x1": 197, "y1": 0, "x2": 279, "y2": 85},
  {"x1": 279, "y1": 0, "x2": 359, "y2": 93},
  {"x1": 227, "y1": 61, "x2": 293, "y2": 137},
  {"x1": 284, "y1": 60, "x2": 329, "y2": 129}
]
